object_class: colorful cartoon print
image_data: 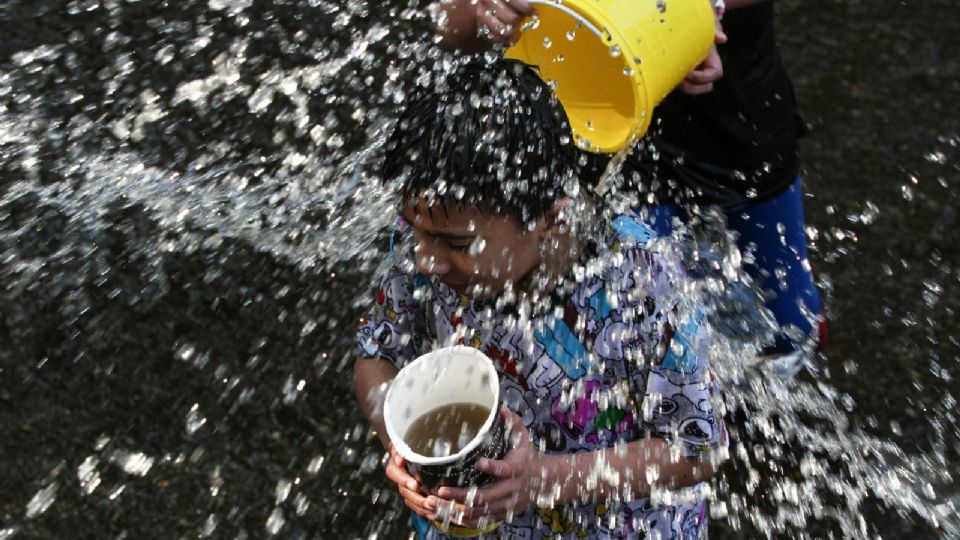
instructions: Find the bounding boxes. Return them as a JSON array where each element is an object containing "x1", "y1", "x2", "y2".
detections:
[{"x1": 357, "y1": 214, "x2": 724, "y2": 539}]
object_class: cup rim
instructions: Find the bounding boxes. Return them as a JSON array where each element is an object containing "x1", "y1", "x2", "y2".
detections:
[{"x1": 384, "y1": 345, "x2": 501, "y2": 466}]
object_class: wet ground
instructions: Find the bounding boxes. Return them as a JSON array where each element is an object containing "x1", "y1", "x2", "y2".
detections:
[{"x1": 2, "y1": 0, "x2": 958, "y2": 538}]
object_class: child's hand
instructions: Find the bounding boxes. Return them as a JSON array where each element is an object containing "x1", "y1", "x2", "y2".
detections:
[
  {"x1": 429, "y1": 410, "x2": 546, "y2": 527},
  {"x1": 384, "y1": 443, "x2": 436, "y2": 520},
  {"x1": 474, "y1": 0, "x2": 536, "y2": 47}
]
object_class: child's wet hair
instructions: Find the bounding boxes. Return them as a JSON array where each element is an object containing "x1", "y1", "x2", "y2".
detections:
[{"x1": 381, "y1": 59, "x2": 582, "y2": 224}]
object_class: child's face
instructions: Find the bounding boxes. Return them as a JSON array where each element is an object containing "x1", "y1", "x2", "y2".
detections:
[{"x1": 401, "y1": 199, "x2": 544, "y2": 297}]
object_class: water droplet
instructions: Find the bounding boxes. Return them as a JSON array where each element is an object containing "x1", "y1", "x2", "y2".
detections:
[
  {"x1": 26, "y1": 483, "x2": 58, "y2": 519},
  {"x1": 860, "y1": 201, "x2": 880, "y2": 225},
  {"x1": 201, "y1": 514, "x2": 219, "y2": 537},
  {"x1": 306, "y1": 455, "x2": 325, "y2": 475},
  {"x1": 326, "y1": 134, "x2": 345, "y2": 149},
  {"x1": 77, "y1": 456, "x2": 101, "y2": 495},
  {"x1": 186, "y1": 403, "x2": 207, "y2": 435},
  {"x1": 266, "y1": 507, "x2": 285, "y2": 535},
  {"x1": 113, "y1": 450, "x2": 155, "y2": 476},
  {"x1": 107, "y1": 485, "x2": 126, "y2": 501},
  {"x1": 645, "y1": 464, "x2": 660, "y2": 484},
  {"x1": 840, "y1": 394, "x2": 856, "y2": 411},
  {"x1": 247, "y1": 85, "x2": 276, "y2": 113},
  {"x1": 608, "y1": 45, "x2": 621, "y2": 57},
  {"x1": 566, "y1": 30, "x2": 576, "y2": 41},
  {"x1": 520, "y1": 16, "x2": 540, "y2": 31},
  {"x1": 275, "y1": 478, "x2": 292, "y2": 504},
  {"x1": 208, "y1": 0, "x2": 253, "y2": 10},
  {"x1": 94, "y1": 435, "x2": 111, "y2": 451},
  {"x1": 542, "y1": 37, "x2": 552, "y2": 49},
  {"x1": 283, "y1": 376, "x2": 307, "y2": 404},
  {"x1": 176, "y1": 343, "x2": 196, "y2": 362},
  {"x1": 575, "y1": 135, "x2": 593, "y2": 150},
  {"x1": 154, "y1": 44, "x2": 175, "y2": 65},
  {"x1": 295, "y1": 493, "x2": 311, "y2": 515},
  {"x1": 468, "y1": 236, "x2": 487, "y2": 256}
]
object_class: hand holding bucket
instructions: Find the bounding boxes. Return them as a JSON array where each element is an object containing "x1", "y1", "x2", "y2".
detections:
[
  {"x1": 384, "y1": 346, "x2": 508, "y2": 537},
  {"x1": 506, "y1": 0, "x2": 716, "y2": 153}
]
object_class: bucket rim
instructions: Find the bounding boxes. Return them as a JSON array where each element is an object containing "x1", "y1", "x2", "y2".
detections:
[{"x1": 383, "y1": 345, "x2": 501, "y2": 466}]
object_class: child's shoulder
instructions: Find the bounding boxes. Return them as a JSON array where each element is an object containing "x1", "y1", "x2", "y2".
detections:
[
  {"x1": 599, "y1": 212, "x2": 665, "y2": 270},
  {"x1": 584, "y1": 212, "x2": 674, "y2": 301}
]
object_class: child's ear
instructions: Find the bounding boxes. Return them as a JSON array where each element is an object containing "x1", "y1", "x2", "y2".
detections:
[{"x1": 543, "y1": 198, "x2": 575, "y2": 238}]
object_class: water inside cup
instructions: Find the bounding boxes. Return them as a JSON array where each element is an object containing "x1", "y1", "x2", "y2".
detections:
[{"x1": 403, "y1": 402, "x2": 491, "y2": 457}]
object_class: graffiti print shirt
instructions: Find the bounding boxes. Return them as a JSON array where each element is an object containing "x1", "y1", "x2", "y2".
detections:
[{"x1": 357, "y1": 214, "x2": 725, "y2": 539}]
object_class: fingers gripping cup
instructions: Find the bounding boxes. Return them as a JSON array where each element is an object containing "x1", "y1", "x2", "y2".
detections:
[
  {"x1": 384, "y1": 346, "x2": 508, "y2": 536},
  {"x1": 506, "y1": 0, "x2": 715, "y2": 153}
]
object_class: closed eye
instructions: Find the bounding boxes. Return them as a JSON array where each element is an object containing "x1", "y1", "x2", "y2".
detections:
[{"x1": 447, "y1": 241, "x2": 472, "y2": 252}]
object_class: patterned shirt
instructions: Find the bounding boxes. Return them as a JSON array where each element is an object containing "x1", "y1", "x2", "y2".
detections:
[{"x1": 357, "y1": 214, "x2": 725, "y2": 539}]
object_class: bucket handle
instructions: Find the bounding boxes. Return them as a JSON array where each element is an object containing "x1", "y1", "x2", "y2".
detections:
[{"x1": 526, "y1": 0, "x2": 607, "y2": 40}]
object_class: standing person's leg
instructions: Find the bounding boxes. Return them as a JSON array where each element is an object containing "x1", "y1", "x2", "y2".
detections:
[{"x1": 725, "y1": 176, "x2": 825, "y2": 364}]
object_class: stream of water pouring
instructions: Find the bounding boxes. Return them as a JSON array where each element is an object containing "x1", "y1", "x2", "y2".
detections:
[{"x1": 1, "y1": 0, "x2": 958, "y2": 538}]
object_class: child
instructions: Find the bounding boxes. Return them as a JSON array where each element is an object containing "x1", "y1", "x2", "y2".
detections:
[{"x1": 355, "y1": 60, "x2": 725, "y2": 539}]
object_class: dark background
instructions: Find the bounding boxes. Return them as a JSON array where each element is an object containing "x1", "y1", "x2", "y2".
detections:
[{"x1": 1, "y1": 0, "x2": 958, "y2": 537}]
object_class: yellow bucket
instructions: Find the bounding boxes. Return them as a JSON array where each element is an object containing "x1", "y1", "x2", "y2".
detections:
[{"x1": 506, "y1": 0, "x2": 715, "y2": 153}]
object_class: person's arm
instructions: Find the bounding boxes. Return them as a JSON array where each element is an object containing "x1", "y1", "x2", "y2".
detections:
[
  {"x1": 679, "y1": 0, "x2": 769, "y2": 93},
  {"x1": 542, "y1": 435, "x2": 718, "y2": 504},
  {"x1": 354, "y1": 357, "x2": 399, "y2": 449},
  {"x1": 355, "y1": 356, "x2": 439, "y2": 520},
  {"x1": 428, "y1": 411, "x2": 720, "y2": 526},
  {"x1": 434, "y1": 0, "x2": 536, "y2": 52},
  {"x1": 353, "y1": 257, "x2": 439, "y2": 520}
]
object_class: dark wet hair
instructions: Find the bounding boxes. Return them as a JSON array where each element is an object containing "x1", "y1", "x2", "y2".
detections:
[{"x1": 381, "y1": 59, "x2": 581, "y2": 224}]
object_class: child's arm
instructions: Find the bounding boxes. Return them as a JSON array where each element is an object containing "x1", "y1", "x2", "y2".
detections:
[
  {"x1": 354, "y1": 357, "x2": 440, "y2": 521},
  {"x1": 353, "y1": 357, "x2": 399, "y2": 449},
  {"x1": 354, "y1": 253, "x2": 435, "y2": 517},
  {"x1": 429, "y1": 413, "x2": 720, "y2": 526}
]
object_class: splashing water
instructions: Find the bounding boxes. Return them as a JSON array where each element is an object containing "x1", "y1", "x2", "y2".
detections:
[{"x1": 2, "y1": 0, "x2": 959, "y2": 538}]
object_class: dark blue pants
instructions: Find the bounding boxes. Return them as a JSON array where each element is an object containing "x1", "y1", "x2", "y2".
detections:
[{"x1": 647, "y1": 177, "x2": 823, "y2": 354}]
